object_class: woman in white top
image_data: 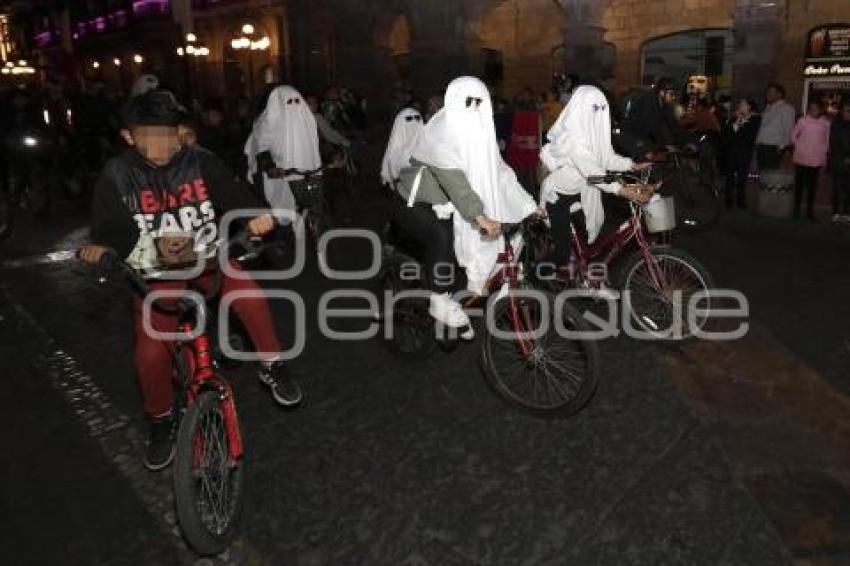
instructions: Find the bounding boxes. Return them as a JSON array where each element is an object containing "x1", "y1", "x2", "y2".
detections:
[
  {"x1": 539, "y1": 85, "x2": 651, "y2": 268},
  {"x1": 244, "y1": 85, "x2": 321, "y2": 225},
  {"x1": 380, "y1": 107, "x2": 424, "y2": 188}
]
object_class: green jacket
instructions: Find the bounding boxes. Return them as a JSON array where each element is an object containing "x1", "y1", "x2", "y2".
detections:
[{"x1": 395, "y1": 159, "x2": 484, "y2": 221}]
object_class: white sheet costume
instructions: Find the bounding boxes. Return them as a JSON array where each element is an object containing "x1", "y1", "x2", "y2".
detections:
[
  {"x1": 539, "y1": 85, "x2": 634, "y2": 243},
  {"x1": 244, "y1": 85, "x2": 322, "y2": 224},
  {"x1": 411, "y1": 77, "x2": 537, "y2": 294},
  {"x1": 380, "y1": 107, "x2": 423, "y2": 187}
]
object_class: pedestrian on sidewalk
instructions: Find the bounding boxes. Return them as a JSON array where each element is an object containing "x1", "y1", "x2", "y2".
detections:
[
  {"x1": 791, "y1": 100, "x2": 831, "y2": 220},
  {"x1": 755, "y1": 83, "x2": 796, "y2": 170},
  {"x1": 721, "y1": 98, "x2": 760, "y2": 210},
  {"x1": 828, "y1": 102, "x2": 850, "y2": 222}
]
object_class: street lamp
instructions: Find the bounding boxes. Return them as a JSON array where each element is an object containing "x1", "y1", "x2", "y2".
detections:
[
  {"x1": 1, "y1": 60, "x2": 36, "y2": 75},
  {"x1": 113, "y1": 57, "x2": 121, "y2": 67},
  {"x1": 230, "y1": 23, "x2": 269, "y2": 98},
  {"x1": 133, "y1": 54, "x2": 144, "y2": 64},
  {"x1": 92, "y1": 61, "x2": 100, "y2": 69}
]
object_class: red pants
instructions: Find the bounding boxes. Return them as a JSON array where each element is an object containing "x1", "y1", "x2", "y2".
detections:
[{"x1": 133, "y1": 263, "x2": 282, "y2": 416}]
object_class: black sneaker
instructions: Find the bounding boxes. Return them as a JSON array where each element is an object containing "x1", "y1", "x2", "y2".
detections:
[
  {"x1": 144, "y1": 413, "x2": 176, "y2": 471},
  {"x1": 258, "y1": 361, "x2": 303, "y2": 407}
]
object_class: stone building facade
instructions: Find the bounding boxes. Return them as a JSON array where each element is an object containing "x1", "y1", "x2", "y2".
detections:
[
  {"x1": 280, "y1": 0, "x2": 849, "y2": 112},
  {"x1": 16, "y1": 0, "x2": 850, "y2": 113}
]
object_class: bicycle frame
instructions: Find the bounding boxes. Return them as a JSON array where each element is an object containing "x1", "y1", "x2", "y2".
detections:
[
  {"x1": 471, "y1": 229, "x2": 538, "y2": 358},
  {"x1": 174, "y1": 310, "x2": 244, "y2": 461},
  {"x1": 568, "y1": 204, "x2": 670, "y2": 294}
]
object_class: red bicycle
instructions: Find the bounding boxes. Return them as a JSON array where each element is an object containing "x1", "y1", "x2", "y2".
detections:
[
  {"x1": 94, "y1": 232, "x2": 263, "y2": 555},
  {"x1": 381, "y1": 214, "x2": 600, "y2": 417},
  {"x1": 540, "y1": 166, "x2": 714, "y2": 340}
]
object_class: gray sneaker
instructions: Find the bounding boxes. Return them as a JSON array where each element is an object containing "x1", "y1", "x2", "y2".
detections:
[{"x1": 258, "y1": 362, "x2": 303, "y2": 407}]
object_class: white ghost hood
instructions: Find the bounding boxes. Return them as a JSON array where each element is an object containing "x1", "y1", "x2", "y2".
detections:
[
  {"x1": 244, "y1": 85, "x2": 321, "y2": 177},
  {"x1": 130, "y1": 74, "x2": 159, "y2": 97},
  {"x1": 412, "y1": 76, "x2": 536, "y2": 294},
  {"x1": 540, "y1": 85, "x2": 633, "y2": 243},
  {"x1": 380, "y1": 107, "x2": 423, "y2": 186}
]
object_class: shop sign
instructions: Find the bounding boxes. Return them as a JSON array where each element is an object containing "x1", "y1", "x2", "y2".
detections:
[
  {"x1": 804, "y1": 63, "x2": 850, "y2": 77},
  {"x1": 806, "y1": 24, "x2": 850, "y2": 60}
]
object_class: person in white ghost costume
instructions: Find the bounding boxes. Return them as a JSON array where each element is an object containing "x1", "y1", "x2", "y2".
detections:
[
  {"x1": 395, "y1": 76, "x2": 537, "y2": 328},
  {"x1": 380, "y1": 107, "x2": 424, "y2": 188},
  {"x1": 244, "y1": 85, "x2": 322, "y2": 225},
  {"x1": 539, "y1": 85, "x2": 653, "y2": 283}
]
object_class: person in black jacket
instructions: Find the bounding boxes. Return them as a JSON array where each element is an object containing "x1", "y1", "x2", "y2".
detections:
[
  {"x1": 721, "y1": 98, "x2": 761, "y2": 209},
  {"x1": 829, "y1": 102, "x2": 850, "y2": 220},
  {"x1": 78, "y1": 91, "x2": 303, "y2": 471},
  {"x1": 619, "y1": 78, "x2": 683, "y2": 158}
]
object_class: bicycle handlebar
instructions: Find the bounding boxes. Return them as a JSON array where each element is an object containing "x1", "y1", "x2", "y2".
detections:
[
  {"x1": 88, "y1": 229, "x2": 267, "y2": 315},
  {"x1": 587, "y1": 169, "x2": 649, "y2": 185},
  {"x1": 478, "y1": 213, "x2": 545, "y2": 239},
  {"x1": 278, "y1": 167, "x2": 323, "y2": 177}
]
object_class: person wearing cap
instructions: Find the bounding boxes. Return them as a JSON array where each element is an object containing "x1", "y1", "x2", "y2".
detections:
[{"x1": 78, "y1": 90, "x2": 303, "y2": 472}]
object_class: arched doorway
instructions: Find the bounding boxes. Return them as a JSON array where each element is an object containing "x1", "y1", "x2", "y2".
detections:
[
  {"x1": 641, "y1": 29, "x2": 734, "y2": 101},
  {"x1": 374, "y1": 12, "x2": 411, "y2": 84}
]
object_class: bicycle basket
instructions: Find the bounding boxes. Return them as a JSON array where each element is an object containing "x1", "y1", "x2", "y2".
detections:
[
  {"x1": 290, "y1": 176, "x2": 324, "y2": 209},
  {"x1": 643, "y1": 195, "x2": 676, "y2": 233}
]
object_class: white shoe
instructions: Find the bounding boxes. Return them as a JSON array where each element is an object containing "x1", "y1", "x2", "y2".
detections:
[
  {"x1": 429, "y1": 293, "x2": 471, "y2": 328},
  {"x1": 580, "y1": 279, "x2": 619, "y2": 301}
]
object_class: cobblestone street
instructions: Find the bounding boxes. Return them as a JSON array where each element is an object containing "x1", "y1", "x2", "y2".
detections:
[{"x1": 2, "y1": 181, "x2": 849, "y2": 565}]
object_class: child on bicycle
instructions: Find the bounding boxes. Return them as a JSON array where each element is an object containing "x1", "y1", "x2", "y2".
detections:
[
  {"x1": 79, "y1": 90, "x2": 302, "y2": 471},
  {"x1": 539, "y1": 85, "x2": 654, "y2": 285}
]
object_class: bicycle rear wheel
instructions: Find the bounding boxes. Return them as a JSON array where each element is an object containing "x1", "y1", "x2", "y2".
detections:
[
  {"x1": 666, "y1": 169, "x2": 721, "y2": 231},
  {"x1": 380, "y1": 253, "x2": 437, "y2": 358},
  {"x1": 173, "y1": 390, "x2": 245, "y2": 556},
  {"x1": 481, "y1": 292, "x2": 599, "y2": 418}
]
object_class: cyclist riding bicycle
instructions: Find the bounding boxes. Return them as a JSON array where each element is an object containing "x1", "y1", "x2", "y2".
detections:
[
  {"x1": 380, "y1": 107, "x2": 424, "y2": 190},
  {"x1": 539, "y1": 86, "x2": 654, "y2": 286},
  {"x1": 244, "y1": 85, "x2": 321, "y2": 225},
  {"x1": 392, "y1": 76, "x2": 537, "y2": 329},
  {"x1": 617, "y1": 78, "x2": 684, "y2": 160},
  {"x1": 78, "y1": 90, "x2": 302, "y2": 471}
]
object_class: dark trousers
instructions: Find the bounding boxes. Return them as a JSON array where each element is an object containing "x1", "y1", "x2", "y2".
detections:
[
  {"x1": 725, "y1": 162, "x2": 750, "y2": 209},
  {"x1": 756, "y1": 144, "x2": 781, "y2": 170},
  {"x1": 832, "y1": 170, "x2": 850, "y2": 215},
  {"x1": 392, "y1": 197, "x2": 455, "y2": 294},
  {"x1": 794, "y1": 165, "x2": 821, "y2": 219},
  {"x1": 546, "y1": 194, "x2": 583, "y2": 267}
]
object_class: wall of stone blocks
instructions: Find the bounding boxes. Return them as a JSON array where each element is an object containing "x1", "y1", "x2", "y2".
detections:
[
  {"x1": 601, "y1": 0, "x2": 737, "y2": 96},
  {"x1": 471, "y1": 0, "x2": 565, "y2": 97}
]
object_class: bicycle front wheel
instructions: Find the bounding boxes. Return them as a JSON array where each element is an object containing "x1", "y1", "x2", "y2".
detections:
[
  {"x1": 619, "y1": 246, "x2": 714, "y2": 340},
  {"x1": 481, "y1": 292, "x2": 599, "y2": 418},
  {"x1": 173, "y1": 390, "x2": 245, "y2": 556}
]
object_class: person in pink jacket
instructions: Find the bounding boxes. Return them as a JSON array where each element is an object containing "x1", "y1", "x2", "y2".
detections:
[{"x1": 792, "y1": 100, "x2": 831, "y2": 220}]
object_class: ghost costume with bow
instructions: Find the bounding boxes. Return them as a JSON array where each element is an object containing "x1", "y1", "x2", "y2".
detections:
[
  {"x1": 539, "y1": 85, "x2": 634, "y2": 243},
  {"x1": 410, "y1": 76, "x2": 537, "y2": 294},
  {"x1": 380, "y1": 108, "x2": 423, "y2": 187},
  {"x1": 244, "y1": 85, "x2": 321, "y2": 224}
]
